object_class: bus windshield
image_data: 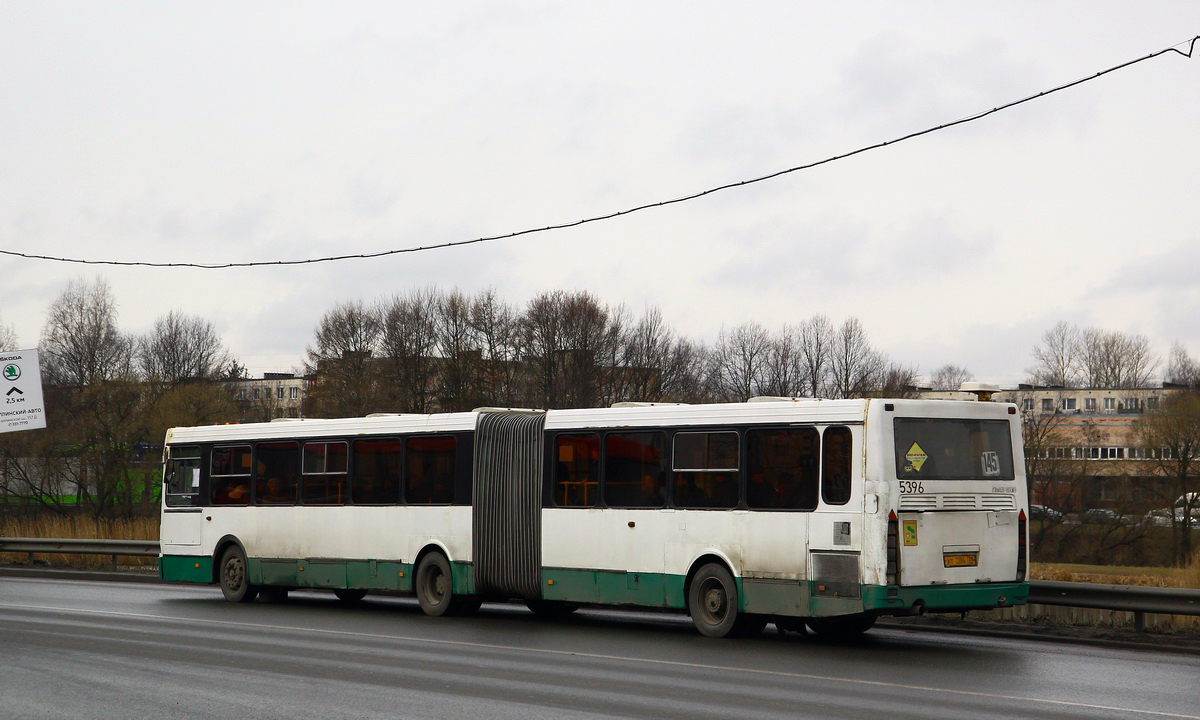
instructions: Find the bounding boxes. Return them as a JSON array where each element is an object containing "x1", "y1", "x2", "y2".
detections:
[{"x1": 894, "y1": 418, "x2": 1014, "y2": 481}]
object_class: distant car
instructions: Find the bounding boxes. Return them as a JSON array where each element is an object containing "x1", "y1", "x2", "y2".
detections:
[
  {"x1": 1030, "y1": 504, "x2": 1063, "y2": 521},
  {"x1": 1143, "y1": 508, "x2": 1174, "y2": 527},
  {"x1": 1145, "y1": 507, "x2": 1200, "y2": 528},
  {"x1": 1082, "y1": 508, "x2": 1125, "y2": 524}
]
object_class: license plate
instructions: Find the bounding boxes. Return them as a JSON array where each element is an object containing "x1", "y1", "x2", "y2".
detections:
[{"x1": 943, "y1": 553, "x2": 978, "y2": 568}]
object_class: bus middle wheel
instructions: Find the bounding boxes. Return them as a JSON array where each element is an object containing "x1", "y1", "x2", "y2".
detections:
[
  {"x1": 415, "y1": 552, "x2": 456, "y2": 617},
  {"x1": 688, "y1": 563, "x2": 742, "y2": 638}
]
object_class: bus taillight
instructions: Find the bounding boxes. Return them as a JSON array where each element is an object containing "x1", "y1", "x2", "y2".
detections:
[
  {"x1": 886, "y1": 510, "x2": 900, "y2": 586},
  {"x1": 1016, "y1": 509, "x2": 1027, "y2": 582}
]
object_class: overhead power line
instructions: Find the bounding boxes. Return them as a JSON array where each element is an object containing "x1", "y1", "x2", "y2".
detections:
[{"x1": 3, "y1": 35, "x2": 1196, "y2": 270}]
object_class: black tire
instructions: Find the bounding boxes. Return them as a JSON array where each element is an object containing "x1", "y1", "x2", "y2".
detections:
[
  {"x1": 525, "y1": 599, "x2": 580, "y2": 618},
  {"x1": 806, "y1": 613, "x2": 877, "y2": 637},
  {"x1": 415, "y1": 552, "x2": 456, "y2": 617},
  {"x1": 334, "y1": 588, "x2": 369, "y2": 603},
  {"x1": 687, "y1": 563, "x2": 742, "y2": 638},
  {"x1": 218, "y1": 545, "x2": 258, "y2": 603},
  {"x1": 259, "y1": 586, "x2": 290, "y2": 603}
]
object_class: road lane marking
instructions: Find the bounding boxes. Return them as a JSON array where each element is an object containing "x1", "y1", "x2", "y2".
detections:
[{"x1": 3, "y1": 600, "x2": 1197, "y2": 719}]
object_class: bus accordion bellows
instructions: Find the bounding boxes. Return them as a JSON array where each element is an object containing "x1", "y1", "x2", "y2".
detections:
[{"x1": 159, "y1": 396, "x2": 1029, "y2": 638}]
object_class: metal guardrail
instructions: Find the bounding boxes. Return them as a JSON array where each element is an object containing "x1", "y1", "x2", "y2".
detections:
[
  {"x1": 0, "y1": 537, "x2": 160, "y2": 566},
  {"x1": 1029, "y1": 579, "x2": 1200, "y2": 630},
  {"x1": 2, "y1": 538, "x2": 1198, "y2": 629}
]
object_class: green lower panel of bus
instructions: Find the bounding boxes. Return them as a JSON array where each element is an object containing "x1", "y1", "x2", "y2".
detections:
[
  {"x1": 541, "y1": 568, "x2": 682, "y2": 608},
  {"x1": 159, "y1": 555, "x2": 214, "y2": 584},
  {"x1": 862, "y1": 582, "x2": 1029, "y2": 614},
  {"x1": 249, "y1": 558, "x2": 418, "y2": 592}
]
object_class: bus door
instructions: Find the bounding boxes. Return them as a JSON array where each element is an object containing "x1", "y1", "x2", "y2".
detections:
[
  {"x1": 805, "y1": 426, "x2": 863, "y2": 614},
  {"x1": 161, "y1": 445, "x2": 203, "y2": 546},
  {"x1": 892, "y1": 417, "x2": 1021, "y2": 587}
]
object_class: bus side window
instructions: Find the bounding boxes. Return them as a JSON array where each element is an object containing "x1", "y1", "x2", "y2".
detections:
[
  {"x1": 210, "y1": 445, "x2": 252, "y2": 505},
  {"x1": 406, "y1": 435, "x2": 456, "y2": 504},
  {"x1": 554, "y1": 434, "x2": 600, "y2": 507},
  {"x1": 302, "y1": 441, "x2": 348, "y2": 505},
  {"x1": 352, "y1": 438, "x2": 402, "y2": 504},
  {"x1": 672, "y1": 431, "x2": 739, "y2": 509},
  {"x1": 821, "y1": 426, "x2": 853, "y2": 506},
  {"x1": 747, "y1": 427, "x2": 818, "y2": 511},
  {"x1": 255, "y1": 442, "x2": 299, "y2": 505},
  {"x1": 603, "y1": 432, "x2": 666, "y2": 508}
]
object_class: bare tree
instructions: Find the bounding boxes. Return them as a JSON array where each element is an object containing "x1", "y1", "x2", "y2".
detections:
[
  {"x1": 615, "y1": 306, "x2": 711, "y2": 404},
  {"x1": 877, "y1": 362, "x2": 920, "y2": 398},
  {"x1": 434, "y1": 289, "x2": 480, "y2": 412},
  {"x1": 829, "y1": 317, "x2": 884, "y2": 399},
  {"x1": 139, "y1": 310, "x2": 233, "y2": 384},
  {"x1": 1078, "y1": 327, "x2": 1158, "y2": 389},
  {"x1": 378, "y1": 288, "x2": 441, "y2": 413},
  {"x1": 304, "y1": 300, "x2": 381, "y2": 417},
  {"x1": 709, "y1": 322, "x2": 772, "y2": 402},
  {"x1": 24, "y1": 277, "x2": 153, "y2": 517},
  {"x1": 760, "y1": 324, "x2": 809, "y2": 398},
  {"x1": 929, "y1": 364, "x2": 973, "y2": 391},
  {"x1": 40, "y1": 276, "x2": 136, "y2": 386},
  {"x1": 468, "y1": 288, "x2": 523, "y2": 407},
  {"x1": 522, "y1": 290, "x2": 622, "y2": 409},
  {"x1": 1165, "y1": 342, "x2": 1200, "y2": 388},
  {"x1": 1027, "y1": 321, "x2": 1081, "y2": 388},
  {"x1": 799, "y1": 314, "x2": 834, "y2": 398},
  {"x1": 1137, "y1": 392, "x2": 1200, "y2": 564}
]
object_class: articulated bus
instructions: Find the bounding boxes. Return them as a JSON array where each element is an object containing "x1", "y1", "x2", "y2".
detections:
[{"x1": 159, "y1": 395, "x2": 1029, "y2": 637}]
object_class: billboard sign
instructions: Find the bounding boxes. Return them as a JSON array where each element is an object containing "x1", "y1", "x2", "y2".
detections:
[{"x1": 1, "y1": 348, "x2": 47, "y2": 433}]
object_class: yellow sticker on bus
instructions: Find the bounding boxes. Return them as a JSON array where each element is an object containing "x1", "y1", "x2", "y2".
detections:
[
  {"x1": 903, "y1": 519, "x2": 918, "y2": 546},
  {"x1": 905, "y1": 443, "x2": 928, "y2": 472}
]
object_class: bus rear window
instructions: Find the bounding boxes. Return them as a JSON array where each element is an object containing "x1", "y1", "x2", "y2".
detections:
[{"x1": 893, "y1": 418, "x2": 1014, "y2": 480}]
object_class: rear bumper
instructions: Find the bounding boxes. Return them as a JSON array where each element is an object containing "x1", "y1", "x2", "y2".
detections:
[{"x1": 864, "y1": 582, "x2": 1028, "y2": 615}]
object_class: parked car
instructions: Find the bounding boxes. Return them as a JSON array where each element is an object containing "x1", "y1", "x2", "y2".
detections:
[
  {"x1": 1030, "y1": 504, "x2": 1063, "y2": 522},
  {"x1": 1081, "y1": 508, "x2": 1130, "y2": 525},
  {"x1": 1143, "y1": 508, "x2": 1175, "y2": 527},
  {"x1": 1145, "y1": 506, "x2": 1200, "y2": 528}
]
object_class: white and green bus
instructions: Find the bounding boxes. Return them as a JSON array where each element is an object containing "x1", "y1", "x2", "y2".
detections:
[{"x1": 159, "y1": 395, "x2": 1028, "y2": 637}]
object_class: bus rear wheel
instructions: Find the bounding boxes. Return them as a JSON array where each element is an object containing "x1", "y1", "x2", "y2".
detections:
[
  {"x1": 218, "y1": 546, "x2": 258, "y2": 603},
  {"x1": 688, "y1": 563, "x2": 746, "y2": 638}
]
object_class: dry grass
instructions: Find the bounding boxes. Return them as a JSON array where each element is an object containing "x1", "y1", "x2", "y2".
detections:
[
  {"x1": 0, "y1": 515, "x2": 158, "y2": 568},
  {"x1": 1031, "y1": 561, "x2": 1193, "y2": 587},
  {"x1": 1024, "y1": 553, "x2": 1200, "y2": 632}
]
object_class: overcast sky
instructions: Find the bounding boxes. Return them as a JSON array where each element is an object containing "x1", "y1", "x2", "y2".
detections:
[{"x1": 2, "y1": 3, "x2": 1197, "y2": 386}]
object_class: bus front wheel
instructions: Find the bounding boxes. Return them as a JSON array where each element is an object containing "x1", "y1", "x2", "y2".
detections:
[
  {"x1": 218, "y1": 546, "x2": 259, "y2": 603},
  {"x1": 688, "y1": 563, "x2": 744, "y2": 638}
]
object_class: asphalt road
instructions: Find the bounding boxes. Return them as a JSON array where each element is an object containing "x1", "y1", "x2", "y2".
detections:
[{"x1": 1, "y1": 577, "x2": 1197, "y2": 720}]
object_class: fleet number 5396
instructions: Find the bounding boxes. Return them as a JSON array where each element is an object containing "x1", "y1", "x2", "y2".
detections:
[{"x1": 900, "y1": 481, "x2": 924, "y2": 494}]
